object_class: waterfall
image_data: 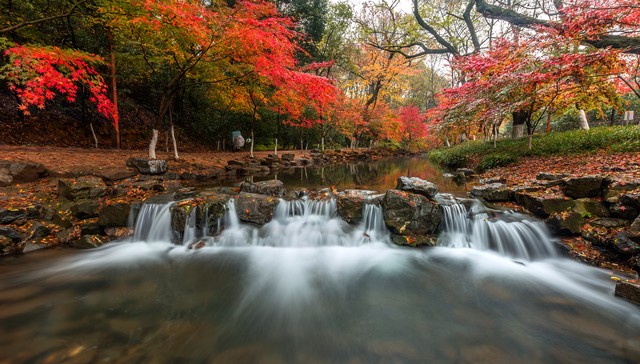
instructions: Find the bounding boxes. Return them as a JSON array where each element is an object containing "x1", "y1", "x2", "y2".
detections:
[
  {"x1": 438, "y1": 201, "x2": 558, "y2": 260},
  {"x1": 132, "y1": 203, "x2": 174, "y2": 242},
  {"x1": 273, "y1": 196, "x2": 337, "y2": 220}
]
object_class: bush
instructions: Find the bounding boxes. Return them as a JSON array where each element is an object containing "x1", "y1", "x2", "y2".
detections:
[
  {"x1": 477, "y1": 153, "x2": 518, "y2": 172},
  {"x1": 428, "y1": 126, "x2": 640, "y2": 172}
]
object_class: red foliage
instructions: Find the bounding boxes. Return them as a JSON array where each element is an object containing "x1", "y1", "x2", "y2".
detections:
[{"x1": 2, "y1": 45, "x2": 115, "y2": 122}]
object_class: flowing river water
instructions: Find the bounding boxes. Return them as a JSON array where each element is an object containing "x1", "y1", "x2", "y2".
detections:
[{"x1": 0, "y1": 157, "x2": 639, "y2": 363}]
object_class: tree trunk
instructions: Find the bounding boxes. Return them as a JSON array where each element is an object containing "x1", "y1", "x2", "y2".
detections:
[
  {"x1": 577, "y1": 108, "x2": 590, "y2": 130},
  {"x1": 171, "y1": 124, "x2": 179, "y2": 160},
  {"x1": 149, "y1": 129, "x2": 159, "y2": 159},
  {"x1": 250, "y1": 128, "x2": 254, "y2": 158},
  {"x1": 108, "y1": 31, "x2": 120, "y2": 149},
  {"x1": 546, "y1": 111, "x2": 552, "y2": 134},
  {"x1": 528, "y1": 133, "x2": 533, "y2": 150},
  {"x1": 89, "y1": 123, "x2": 98, "y2": 149},
  {"x1": 493, "y1": 124, "x2": 497, "y2": 148},
  {"x1": 275, "y1": 138, "x2": 278, "y2": 156},
  {"x1": 511, "y1": 111, "x2": 527, "y2": 139},
  {"x1": 321, "y1": 137, "x2": 324, "y2": 152}
]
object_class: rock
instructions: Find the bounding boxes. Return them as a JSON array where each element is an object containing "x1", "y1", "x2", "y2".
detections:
[
  {"x1": 546, "y1": 211, "x2": 585, "y2": 236},
  {"x1": 626, "y1": 216, "x2": 640, "y2": 239},
  {"x1": 240, "y1": 180, "x2": 284, "y2": 197},
  {"x1": 281, "y1": 153, "x2": 295, "y2": 161},
  {"x1": 0, "y1": 226, "x2": 21, "y2": 243},
  {"x1": 514, "y1": 193, "x2": 575, "y2": 218},
  {"x1": 70, "y1": 200, "x2": 100, "y2": 219},
  {"x1": 620, "y1": 193, "x2": 640, "y2": 209},
  {"x1": 590, "y1": 218, "x2": 629, "y2": 229},
  {"x1": 72, "y1": 235, "x2": 106, "y2": 249},
  {"x1": 563, "y1": 175, "x2": 605, "y2": 199},
  {"x1": 396, "y1": 176, "x2": 439, "y2": 199},
  {"x1": 188, "y1": 240, "x2": 206, "y2": 250},
  {"x1": 227, "y1": 159, "x2": 246, "y2": 166},
  {"x1": 97, "y1": 168, "x2": 137, "y2": 182},
  {"x1": 573, "y1": 198, "x2": 610, "y2": 218},
  {"x1": 390, "y1": 233, "x2": 437, "y2": 247},
  {"x1": 79, "y1": 219, "x2": 102, "y2": 236},
  {"x1": 479, "y1": 177, "x2": 507, "y2": 184},
  {"x1": 29, "y1": 221, "x2": 51, "y2": 240},
  {"x1": 104, "y1": 227, "x2": 134, "y2": 239},
  {"x1": 456, "y1": 168, "x2": 475, "y2": 177},
  {"x1": 235, "y1": 193, "x2": 279, "y2": 225},
  {"x1": 609, "y1": 202, "x2": 638, "y2": 220},
  {"x1": 0, "y1": 161, "x2": 48, "y2": 186},
  {"x1": 607, "y1": 233, "x2": 640, "y2": 255},
  {"x1": 382, "y1": 189, "x2": 441, "y2": 236},
  {"x1": 58, "y1": 176, "x2": 107, "y2": 201},
  {"x1": 337, "y1": 190, "x2": 377, "y2": 224},
  {"x1": 44, "y1": 208, "x2": 73, "y2": 229},
  {"x1": 296, "y1": 158, "x2": 313, "y2": 166},
  {"x1": 0, "y1": 207, "x2": 27, "y2": 224},
  {"x1": 470, "y1": 183, "x2": 513, "y2": 202},
  {"x1": 510, "y1": 185, "x2": 544, "y2": 194},
  {"x1": 536, "y1": 172, "x2": 568, "y2": 181},
  {"x1": 604, "y1": 179, "x2": 640, "y2": 203},
  {"x1": 98, "y1": 202, "x2": 132, "y2": 227},
  {"x1": 615, "y1": 281, "x2": 640, "y2": 306},
  {"x1": 126, "y1": 158, "x2": 168, "y2": 175},
  {"x1": 0, "y1": 235, "x2": 23, "y2": 255}
]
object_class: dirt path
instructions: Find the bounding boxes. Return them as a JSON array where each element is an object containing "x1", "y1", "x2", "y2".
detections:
[{"x1": 0, "y1": 145, "x2": 305, "y2": 175}]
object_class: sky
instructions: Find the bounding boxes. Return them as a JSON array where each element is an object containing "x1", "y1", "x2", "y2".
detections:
[{"x1": 338, "y1": 0, "x2": 414, "y2": 14}]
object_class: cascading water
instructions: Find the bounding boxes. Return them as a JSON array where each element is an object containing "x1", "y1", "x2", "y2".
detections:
[
  {"x1": 1, "y1": 190, "x2": 640, "y2": 363},
  {"x1": 438, "y1": 200, "x2": 558, "y2": 260},
  {"x1": 132, "y1": 202, "x2": 174, "y2": 242}
]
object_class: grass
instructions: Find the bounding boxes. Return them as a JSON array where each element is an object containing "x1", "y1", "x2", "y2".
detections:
[{"x1": 428, "y1": 126, "x2": 640, "y2": 170}]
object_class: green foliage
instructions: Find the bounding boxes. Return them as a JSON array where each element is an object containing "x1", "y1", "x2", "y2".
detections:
[
  {"x1": 428, "y1": 126, "x2": 640, "y2": 171},
  {"x1": 477, "y1": 153, "x2": 518, "y2": 172}
]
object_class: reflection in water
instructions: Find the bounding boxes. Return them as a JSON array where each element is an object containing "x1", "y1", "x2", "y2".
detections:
[{"x1": 225, "y1": 156, "x2": 467, "y2": 194}]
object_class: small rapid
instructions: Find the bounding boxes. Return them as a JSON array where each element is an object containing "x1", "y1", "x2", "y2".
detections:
[
  {"x1": 1, "y1": 192, "x2": 639, "y2": 363},
  {"x1": 438, "y1": 200, "x2": 558, "y2": 260}
]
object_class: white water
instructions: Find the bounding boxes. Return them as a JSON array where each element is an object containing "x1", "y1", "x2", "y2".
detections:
[
  {"x1": 438, "y1": 201, "x2": 558, "y2": 260},
  {"x1": 8, "y1": 195, "x2": 639, "y2": 362}
]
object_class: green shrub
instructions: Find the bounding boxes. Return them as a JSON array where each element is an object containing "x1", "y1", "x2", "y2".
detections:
[
  {"x1": 428, "y1": 126, "x2": 640, "y2": 172},
  {"x1": 477, "y1": 153, "x2": 518, "y2": 172}
]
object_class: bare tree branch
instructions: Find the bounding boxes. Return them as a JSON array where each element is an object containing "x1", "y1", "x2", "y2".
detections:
[{"x1": 0, "y1": 1, "x2": 84, "y2": 34}]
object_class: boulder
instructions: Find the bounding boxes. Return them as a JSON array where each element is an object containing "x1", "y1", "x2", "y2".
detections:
[
  {"x1": 281, "y1": 153, "x2": 295, "y2": 161},
  {"x1": 44, "y1": 208, "x2": 73, "y2": 229},
  {"x1": 98, "y1": 202, "x2": 132, "y2": 227},
  {"x1": 607, "y1": 233, "x2": 640, "y2": 255},
  {"x1": 237, "y1": 166, "x2": 270, "y2": 176},
  {"x1": 456, "y1": 168, "x2": 475, "y2": 177},
  {"x1": 240, "y1": 180, "x2": 284, "y2": 197},
  {"x1": 0, "y1": 161, "x2": 48, "y2": 186},
  {"x1": 382, "y1": 189, "x2": 441, "y2": 236},
  {"x1": 70, "y1": 200, "x2": 100, "y2": 219},
  {"x1": 573, "y1": 198, "x2": 610, "y2": 218},
  {"x1": 604, "y1": 179, "x2": 640, "y2": 203},
  {"x1": 563, "y1": 175, "x2": 605, "y2": 199},
  {"x1": 126, "y1": 158, "x2": 168, "y2": 175},
  {"x1": 615, "y1": 281, "x2": 640, "y2": 306},
  {"x1": 0, "y1": 226, "x2": 21, "y2": 243},
  {"x1": 72, "y1": 234, "x2": 106, "y2": 249},
  {"x1": 296, "y1": 158, "x2": 313, "y2": 166},
  {"x1": 626, "y1": 216, "x2": 640, "y2": 239},
  {"x1": 396, "y1": 177, "x2": 439, "y2": 199},
  {"x1": 470, "y1": 183, "x2": 513, "y2": 202},
  {"x1": 104, "y1": 227, "x2": 134, "y2": 239},
  {"x1": 514, "y1": 193, "x2": 575, "y2": 218},
  {"x1": 590, "y1": 218, "x2": 629, "y2": 229},
  {"x1": 620, "y1": 193, "x2": 640, "y2": 210},
  {"x1": 28, "y1": 221, "x2": 51, "y2": 240},
  {"x1": 536, "y1": 172, "x2": 568, "y2": 181},
  {"x1": 0, "y1": 207, "x2": 27, "y2": 224},
  {"x1": 546, "y1": 211, "x2": 585, "y2": 236},
  {"x1": 58, "y1": 176, "x2": 107, "y2": 201},
  {"x1": 609, "y1": 202, "x2": 638, "y2": 220},
  {"x1": 0, "y1": 235, "x2": 23, "y2": 256},
  {"x1": 337, "y1": 190, "x2": 377, "y2": 225},
  {"x1": 227, "y1": 159, "x2": 246, "y2": 166},
  {"x1": 235, "y1": 193, "x2": 280, "y2": 225}
]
